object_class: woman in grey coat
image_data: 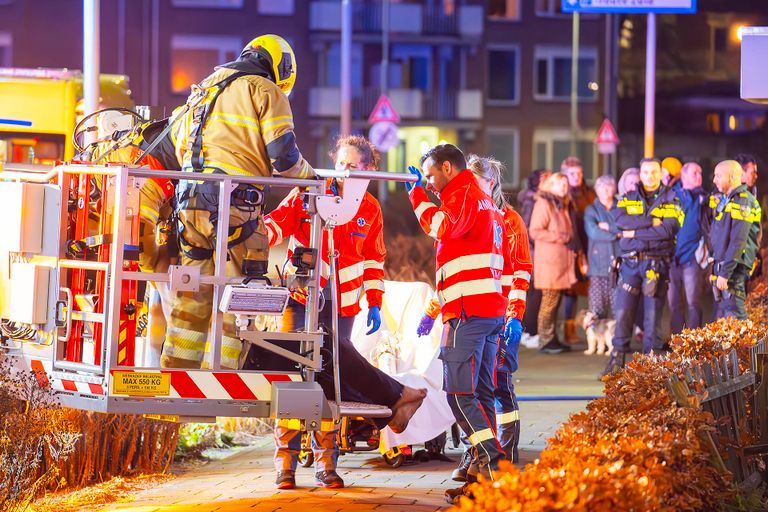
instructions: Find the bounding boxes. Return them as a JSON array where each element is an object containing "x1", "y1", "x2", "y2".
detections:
[{"x1": 584, "y1": 175, "x2": 620, "y2": 319}]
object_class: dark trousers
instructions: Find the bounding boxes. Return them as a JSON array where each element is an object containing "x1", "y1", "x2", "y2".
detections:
[
  {"x1": 667, "y1": 260, "x2": 705, "y2": 333},
  {"x1": 523, "y1": 279, "x2": 542, "y2": 335},
  {"x1": 715, "y1": 270, "x2": 748, "y2": 321},
  {"x1": 282, "y1": 299, "x2": 404, "y2": 412},
  {"x1": 612, "y1": 259, "x2": 668, "y2": 354},
  {"x1": 441, "y1": 316, "x2": 505, "y2": 476}
]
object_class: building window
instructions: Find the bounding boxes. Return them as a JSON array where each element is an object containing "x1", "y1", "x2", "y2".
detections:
[
  {"x1": 171, "y1": 0, "x2": 243, "y2": 7},
  {"x1": 486, "y1": 128, "x2": 520, "y2": 186},
  {"x1": 321, "y1": 42, "x2": 362, "y2": 90},
  {"x1": 390, "y1": 44, "x2": 432, "y2": 91},
  {"x1": 0, "y1": 32, "x2": 10, "y2": 66},
  {"x1": 533, "y1": 128, "x2": 598, "y2": 181},
  {"x1": 533, "y1": 46, "x2": 598, "y2": 101},
  {"x1": 170, "y1": 35, "x2": 241, "y2": 94},
  {"x1": 713, "y1": 27, "x2": 728, "y2": 52},
  {"x1": 258, "y1": 0, "x2": 294, "y2": 15},
  {"x1": 488, "y1": 0, "x2": 520, "y2": 21},
  {"x1": 487, "y1": 47, "x2": 520, "y2": 104},
  {"x1": 535, "y1": 0, "x2": 565, "y2": 17}
]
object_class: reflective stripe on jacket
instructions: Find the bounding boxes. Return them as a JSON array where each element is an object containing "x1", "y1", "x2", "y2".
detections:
[
  {"x1": 613, "y1": 185, "x2": 683, "y2": 257},
  {"x1": 501, "y1": 205, "x2": 532, "y2": 320},
  {"x1": 409, "y1": 170, "x2": 506, "y2": 322},
  {"x1": 264, "y1": 186, "x2": 385, "y2": 316}
]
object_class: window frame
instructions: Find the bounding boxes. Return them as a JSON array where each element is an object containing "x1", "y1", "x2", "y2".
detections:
[
  {"x1": 169, "y1": 34, "x2": 242, "y2": 94},
  {"x1": 532, "y1": 127, "x2": 599, "y2": 182},
  {"x1": 532, "y1": 45, "x2": 599, "y2": 103},
  {"x1": 0, "y1": 32, "x2": 11, "y2": 67},
  {"x1": 257, "y1": 0, "x2": 294, "y2": 15},
  {"x1": 486, "y1": 44, "x2": 521, "y2": 106},
  {"x1": 487, "y1": 0, "x2": 522, "y2": 22},
  {"x1": 486, "y1": 127, "x2": 521, "y2": 187},
  {"x1": 171, "y1": 0, "x2": 243, "y2": 8}
]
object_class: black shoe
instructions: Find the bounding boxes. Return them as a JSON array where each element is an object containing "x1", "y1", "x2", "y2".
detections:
[
  {"x1": 652, "y1": 343, "x2": 671, "y2": 357},
  {"x1": 600, "y1": 351, "x2": 627, "y2": 379},
  {"x1": 451, "y1": 451, "x2": 472, "y2": 482},
  {"x1": 275, "y1": 470, "x2": 295, "y2": 489},
  {"x1": 315, "y1": 470, "x2": 345, "y2": 488},
  {"x1": 444, "y1": 483, "x2": 472, "y2": 505},
  {"x1": 540, "y1": 339, "x2": 571, "y2": 354}
]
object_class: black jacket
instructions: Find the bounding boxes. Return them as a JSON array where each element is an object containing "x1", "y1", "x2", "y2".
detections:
[
  {"x1": 709, "y1": 184, "x2": 761, "y2": 279},
  {"x1": 612, "y1": 185, "x2": 683, "y2": 258}
]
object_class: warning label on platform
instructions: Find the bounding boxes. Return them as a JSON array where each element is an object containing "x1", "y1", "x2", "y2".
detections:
[{"x1": 112, "y1": 371, "x2": 171, "y2": 396}]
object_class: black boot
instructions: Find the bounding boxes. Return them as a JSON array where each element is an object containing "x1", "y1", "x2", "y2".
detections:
[
  {"x1": 451, "y1": 450, "x2": 472, "y2": 482},
  {"x1": 540, "y1": 338, "x2": 571, "y2": 354},
  {"x1": 600, "y1": 351, "x2": 627, "y2": 379}
]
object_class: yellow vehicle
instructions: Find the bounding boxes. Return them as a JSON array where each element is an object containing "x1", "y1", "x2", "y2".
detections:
[{"x1": 0, "y1": 67, "x2": 133, "y2": 164}]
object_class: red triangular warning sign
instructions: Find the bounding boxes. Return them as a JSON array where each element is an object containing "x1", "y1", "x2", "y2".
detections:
[
  {"x1": 368, "y1": 95, "x2": 400, "y2": 124},
  {"x1": 595, "y1": 118, "x2": 619, "y2": 145}
]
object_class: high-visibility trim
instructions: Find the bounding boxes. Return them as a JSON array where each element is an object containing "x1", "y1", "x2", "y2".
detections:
[
  {"x1": 438, "y1": 253, "x2": 505, "y2": 281},
  {"x1": 509, "y1": 289, "x2": 527, "y2": 301},
  {"x1": 363, "y1": 280, "x2": 384, "y2": 292},
  {"x1": 340, "y1": 288, "x2": 363, "y2": 308},
  {"x1": 501, "y1": 275, "x2": 513, "y2": 287},
  {"x1": 140, "y1": 204, "x2": 159, "y2": 224},
  {"x1": 440, "y1": 278, "x2": 502, "y2": 304},
  {"x1": 338, "y1": 262, "x2": 364, "y2": 284},
  {"x1": 414, "y1": 201, "x2": 435, "y2": 220},
  {"x1": 265, "y1": 218, "x2": 283, "y2": 245},
  {"x1": 468, "y1": 427, "x2": 495, "y2": 445},
  {"x1": 208, "y1": 112, "x2": 260, "y2": 131},
  {"x1": 363, "y1": 260, "x2": 385, "y2": 271},
  {"x1": 709, "y1": 195, "x2": 719, "y2": 208},
  {"x1": 617, "y1": 198, "x2": 644, "y2": 215},
  {"x1": 261, "y1": 115, "x2": 293, "y2": 131},
  {"x1": 513, "y1": 270, "x2": 531, "y2": 281},
  {"x1": 726, "y1": 202, "x2": 762, "y2": 223},
  {"x1": 221, "y1": 335, "x2": 244, "y2": 369},
  {"x1": 428, "y1": 211, "x2": 446, "y2": 238},
  {"x1": 497, "y1": 410, "x2": 520, "y2": 425},
  {"x1": 650, "y1": 204, "x2": 685, "y2": 226}
]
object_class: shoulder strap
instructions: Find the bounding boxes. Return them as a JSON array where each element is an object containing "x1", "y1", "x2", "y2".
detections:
[{"x1": 189, "y1": 71, "x2": 247, "y2": 172}]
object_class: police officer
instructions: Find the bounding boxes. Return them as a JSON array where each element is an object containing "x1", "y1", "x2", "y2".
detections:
[
  {"x1": 164, "y1": 34, "x2": 314, "y2": 369},
  {"x1": 709, "y1": 160, "x2": 761, "y2": 320},
  {"x1": 604, "y1": 158, "x2": 683, "y2": 376}
]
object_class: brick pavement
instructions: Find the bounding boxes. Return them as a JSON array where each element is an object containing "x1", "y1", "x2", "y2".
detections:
[{"x1": 102, "y1": 348, "x2": 606, "y2": 511}]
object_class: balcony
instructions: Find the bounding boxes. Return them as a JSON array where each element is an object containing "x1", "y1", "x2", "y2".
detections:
[
  {"x1": 309, "y1": 1, "x2": 482, "y2": 38},
  {"x1": 308, "y1": 87, "x2": 483, "y2": 121}
]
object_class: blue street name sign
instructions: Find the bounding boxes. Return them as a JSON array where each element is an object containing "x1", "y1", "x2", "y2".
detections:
[{"x1": 562, "y1": 0, "x2": 696, "y2": 14}]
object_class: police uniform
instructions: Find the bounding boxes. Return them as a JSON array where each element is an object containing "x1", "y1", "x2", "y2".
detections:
[
  {"x1": 165, "y1": 61, "x2": 313, "y2": 369},
  {"x1": 611, "y1": 186, "x2": 683, "y2": 354},
  {"x1": 708, "y1": 184, "x2": 761, "y2": 320},
  {"x1": 410, "y1": 169, "x2": 507, "y2": 479}
]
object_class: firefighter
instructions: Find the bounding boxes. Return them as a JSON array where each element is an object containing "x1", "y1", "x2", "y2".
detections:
[
  {"x1": 604, "y1": 158, "x2": 683, "y2": 376},
  {"x1": 164, "y1": 34, "x2": 315, "y2": 369},
  {"x1": 407, "y1": 144, "x2": 508, "y2": 489},
  {"x1": 709, "y1": 160, "x2": 761, "y2": 320},
  {"x1": 265, "y1": 135, "x2": 426, "y2": 490}
]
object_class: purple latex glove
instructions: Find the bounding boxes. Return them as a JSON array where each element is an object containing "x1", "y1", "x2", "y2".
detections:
[{"x1": 416, "y1": 314, "x2": 436, "y2": 337}]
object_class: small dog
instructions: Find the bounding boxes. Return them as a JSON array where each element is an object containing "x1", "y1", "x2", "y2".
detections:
[{"x1": 576, "y1": 310, "x2": 615, "y2": 356}]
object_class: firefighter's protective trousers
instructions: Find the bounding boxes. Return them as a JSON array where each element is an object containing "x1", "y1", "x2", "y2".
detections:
[
  {"x1": 442, "y1": 316, "x2": 506, "y2": 478},
  {"x1": 162, "y1": 184, "x2": 269, "y2": 369},
  {"x1": 612, "y1": 258, "x2": 668, "y2": 354},
  {"x1": 494, "y1": 349, "x2": 520, "y2": 464}
]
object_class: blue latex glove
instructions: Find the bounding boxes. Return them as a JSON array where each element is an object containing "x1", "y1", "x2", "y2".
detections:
[
  {"x1": 416, "y1": 314, "x2": 436, "y2": 337},
  {"x1": 405, "y1": 165, "x2": 424, "y2": 193},
  {"x1": 498, "y1": 318, "x2": 523, "y2": 372},
  {"x1": 366, "y1": 306, "x2": 382, "y2": 335}
]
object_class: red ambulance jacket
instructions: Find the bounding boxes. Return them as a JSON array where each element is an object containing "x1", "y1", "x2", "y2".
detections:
[
  {"x1": 410, "y1": 170, "x2": 506, "y2": 322},
  {"x1": 500, "y1": 205, "x2": 532, "y2": 320},
  {"x1": 264, "y1": 186, "x2": 385, "y2": 317}
]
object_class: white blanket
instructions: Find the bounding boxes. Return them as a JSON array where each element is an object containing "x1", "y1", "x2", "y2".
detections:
[{"x1": 351, "y1": 280, "x2": 454, "y2": 452}]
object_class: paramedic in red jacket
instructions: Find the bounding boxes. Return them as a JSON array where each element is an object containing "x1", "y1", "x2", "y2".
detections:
[
  {"x1": 265, "y1": 135, "x2": 426, "y2": 490},
  {"x1": 407, "y1": 144, "x2": 507, "y2": 481}
]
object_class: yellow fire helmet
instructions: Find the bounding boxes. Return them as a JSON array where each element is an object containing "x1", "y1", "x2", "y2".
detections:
[{"x1": 242, "y1": 34, "x2": 296, "y2": 97}]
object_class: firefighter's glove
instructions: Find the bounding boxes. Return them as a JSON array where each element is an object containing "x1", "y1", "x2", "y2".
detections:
[
  {"x1": 405, "y1": 165, "x2": 423, "y2": 193},
  {"x1": 366, "y1": 306, "x2": 382, "y2": 335},
  {"x1": 416, "y1": 314, "x2": 436, "y2": 337}
]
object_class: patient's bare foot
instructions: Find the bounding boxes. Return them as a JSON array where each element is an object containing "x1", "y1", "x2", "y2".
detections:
[{"x1": 388, "y1": 386, "x2": 427, "y2": 434}]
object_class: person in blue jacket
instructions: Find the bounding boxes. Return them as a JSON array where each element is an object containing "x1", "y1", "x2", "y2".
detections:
[
  {"x1": 667, "y1": 162, "x2": 708, "y2": 333},
  {"x1": 603, "y1": 158, "x2": 684, "y2": 376},
  {"x1": 584, "y1": 175, "x2": 620, "y2": 321}
]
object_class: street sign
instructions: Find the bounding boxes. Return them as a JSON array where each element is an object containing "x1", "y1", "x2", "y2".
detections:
[
  {"x1": 595, "y1": 118, "x2": 619, "y2": 155},
  {"x1": 369, "y1": 121, "x2": 400, "y2": 153},
  {"x1": 562, "y1": 0, "x2": 696, "y2": 14},
  {"x1": 368, "y1": 95, "x2": 401, "y2": 124}
]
